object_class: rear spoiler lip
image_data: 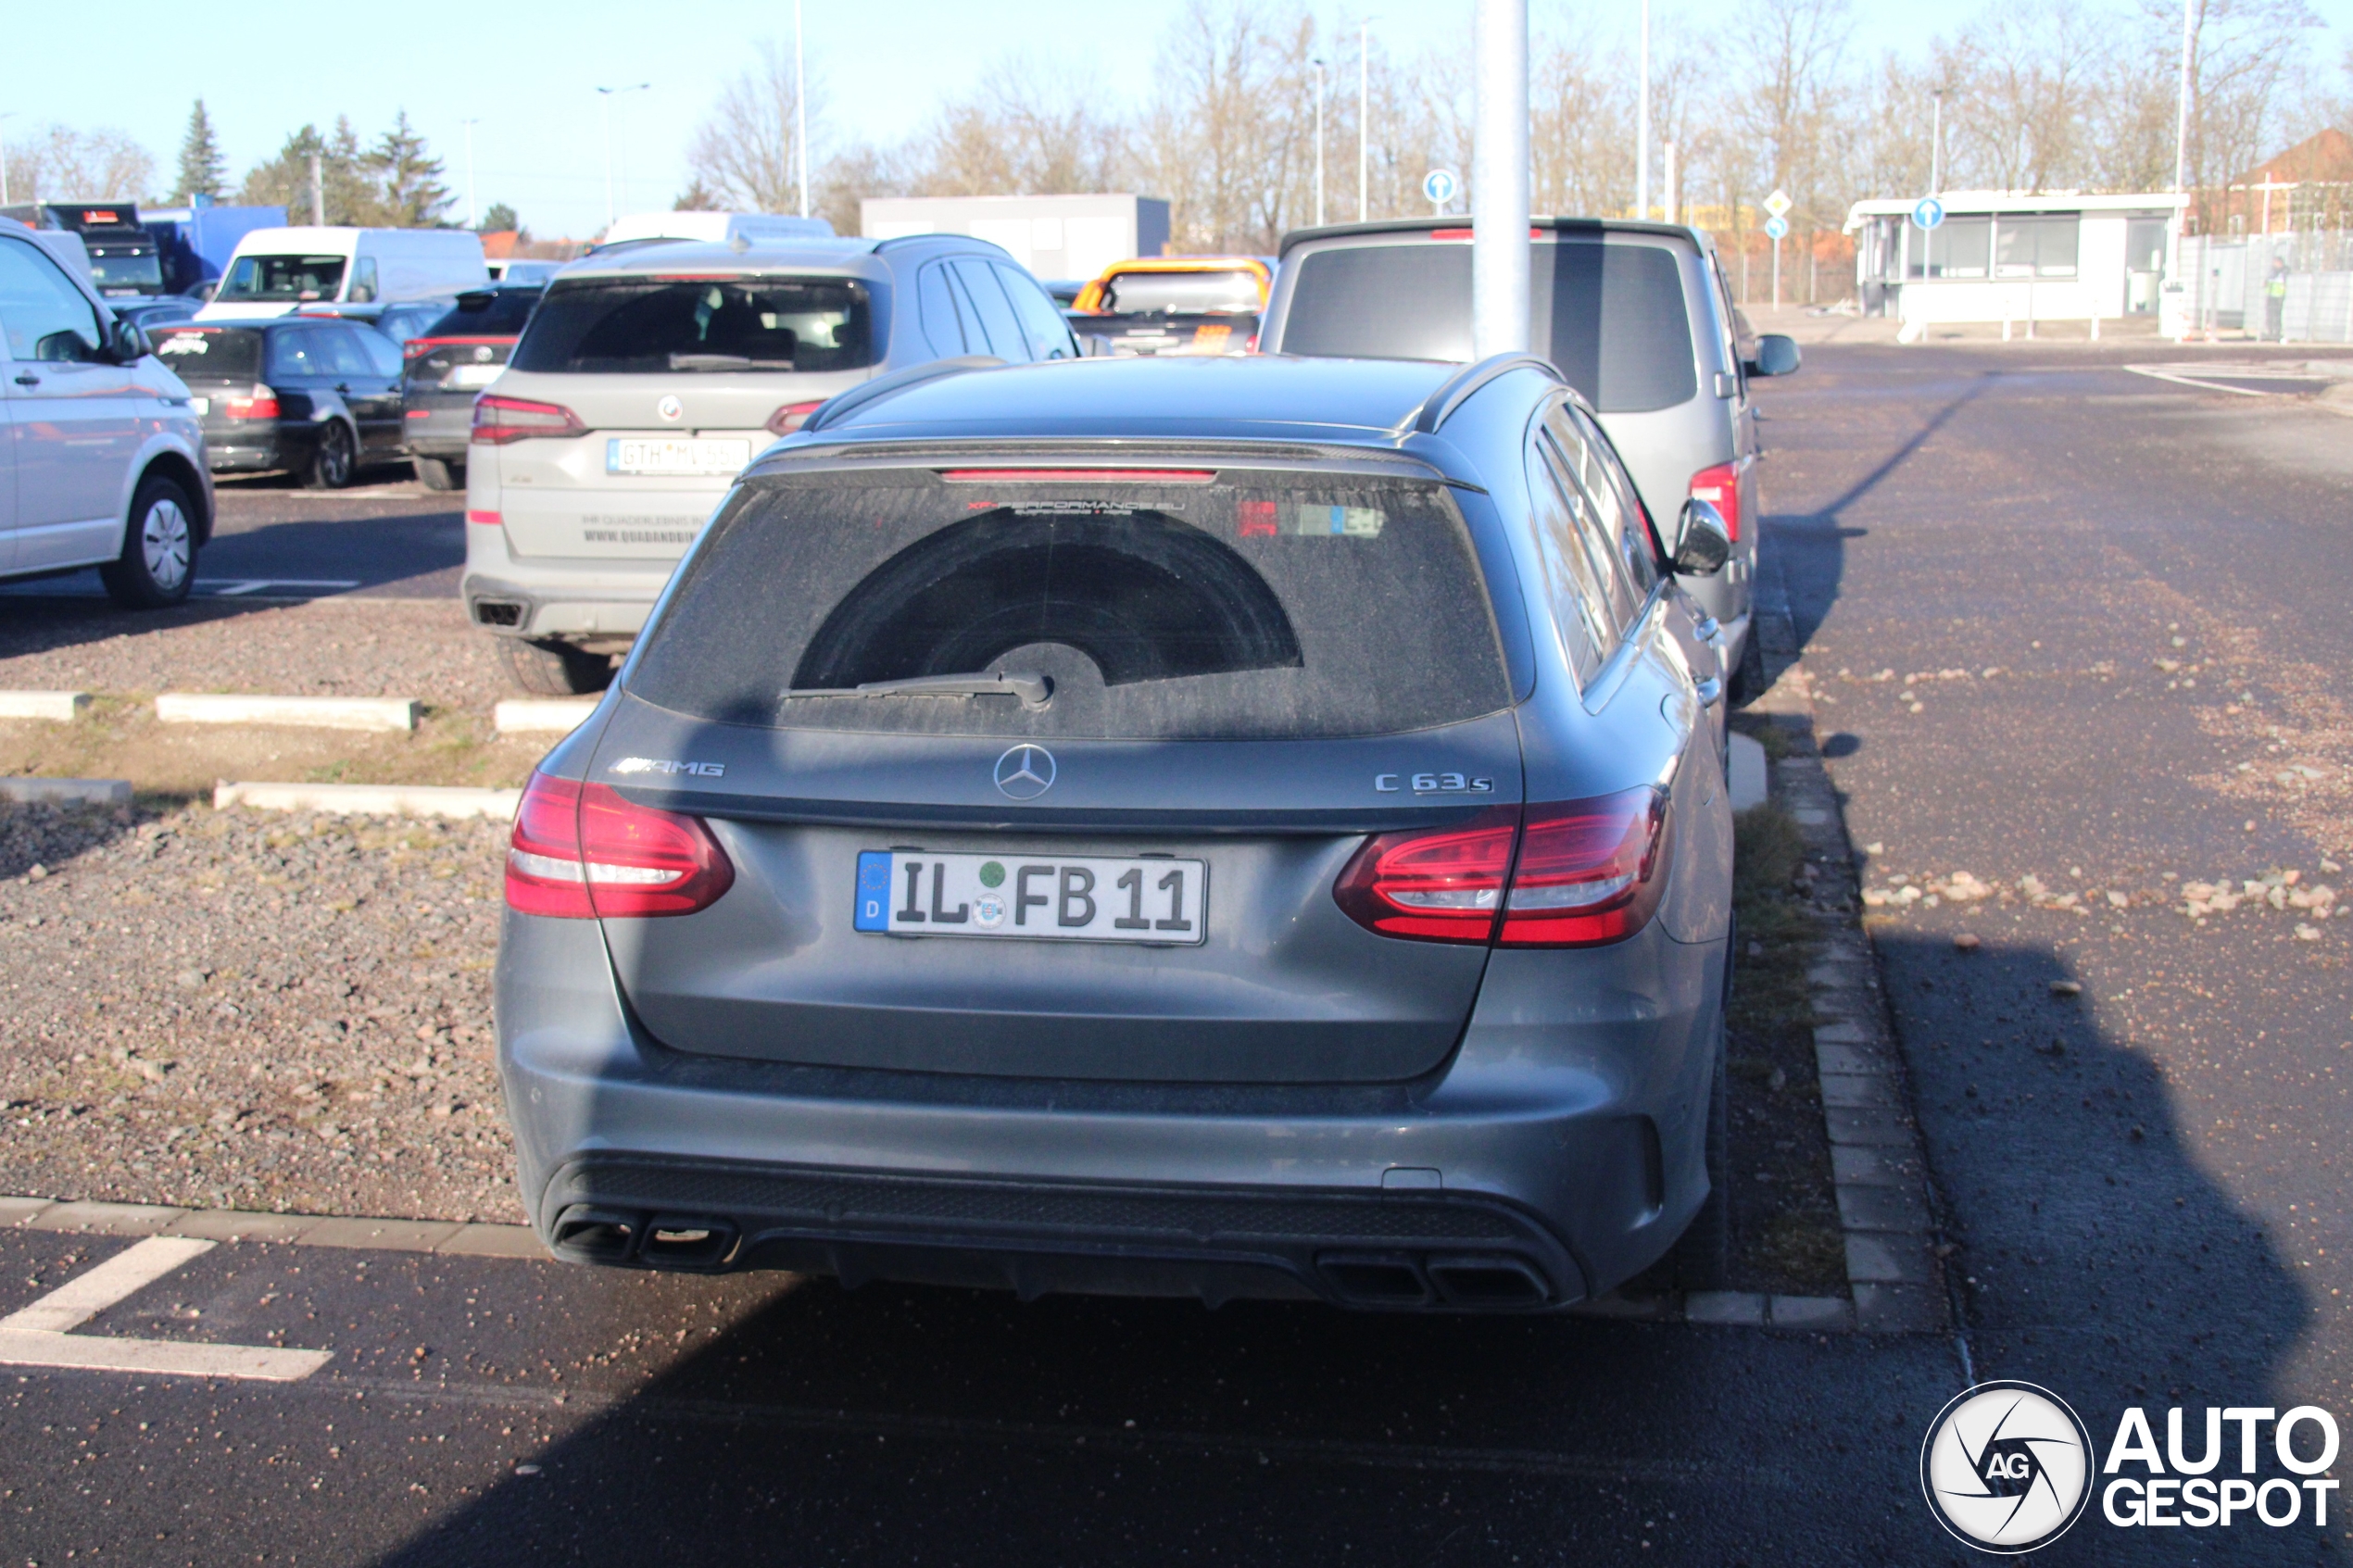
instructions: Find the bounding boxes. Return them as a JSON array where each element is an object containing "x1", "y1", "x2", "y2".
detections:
[{"x1": 609, "y1": 787, "x2": 1502, "y2": 837}]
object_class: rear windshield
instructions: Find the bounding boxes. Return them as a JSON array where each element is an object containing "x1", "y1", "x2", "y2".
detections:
[
  {"x1": 151, "y1": 325, "x2": 262, "y2": 381},
  {"x1": 628, "y1": 470, "x2": 1510, "y2": 741},
  {"x1": 421, "y1": 288, "x2": 542, "y2": 339},
  {"x1": 1100, "y1": 270, "x2": 1261, "y2": 316},
  {"x1": 1279, "y1": 240, "x2": 1699, "y2": 413},
  {"x1": 510, "y1": 275, "x2": 873, "y2": 374},
  {"x1": 218, "y1": 253, "x2": 346, "y2": 304}
]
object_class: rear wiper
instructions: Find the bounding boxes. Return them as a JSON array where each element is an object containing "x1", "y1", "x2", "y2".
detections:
[
  {"x1": 786, "y1": 671, "x2": 1053, "y2": 711},
  {"x1": 667, "y1": 352, "x2": 795, "y2": 370}
]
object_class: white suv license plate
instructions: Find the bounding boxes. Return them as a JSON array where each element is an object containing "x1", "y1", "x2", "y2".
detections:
[
  {"x1": 606, "y1": 437, "x2": 751, "y2": 476},
  {"x1": 854, "y1": 850, "x2": 1206, "y2": 945}
]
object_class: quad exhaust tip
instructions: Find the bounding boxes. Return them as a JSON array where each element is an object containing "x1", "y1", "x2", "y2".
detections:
[
  {"x1": 550, "y1": 1206, "x2": 737, "y2": 1271},
  {"x1": 1316, "y1": 1251, "x2": 1551, "y2": 1310}
]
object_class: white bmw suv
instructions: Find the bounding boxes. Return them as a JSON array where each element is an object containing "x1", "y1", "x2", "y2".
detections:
[{"x1": 0, "y1": 218, "x2": 212, "y2": 606}]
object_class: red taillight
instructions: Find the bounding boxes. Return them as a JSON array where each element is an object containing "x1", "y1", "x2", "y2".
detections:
[
  {"x1": 505, "y1": 772, "x2": 735, "y2": 920},
  {"x1": 1688, "y1": 460, "x2": 1741, "y2": 544},
  {"x1": 224, "y1": 383, "x2": 280, "y2": 420},
  {"x1": 1334, "y1": 789, "x2": 1669, "y2": 948},
  {"x1": 472, "y1": 393, "x2": 585, "y2": 445},
  {"x1": 466, "y1": 509, "x2": 502, "y2": 525},
  {"x1": 406, "y1": 408, "x2": 431, "y2": 420},
  {"x1": 766, "y1": 399, "x2": 824, "y2": 435}
]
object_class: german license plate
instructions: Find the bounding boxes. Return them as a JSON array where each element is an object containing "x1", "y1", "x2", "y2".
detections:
[
  {"x1": 448, "y1": 363, "x2": 503, "y2": 388},
  {"x1": 187, "y1": 396, "x2": 208, "y2": 415},
  {"x1": 606, "y1": 437, "x2": 751, "y2": 477},
  {"x1": 854, "y1": 850, "x2": 1206, "y2": 944}
]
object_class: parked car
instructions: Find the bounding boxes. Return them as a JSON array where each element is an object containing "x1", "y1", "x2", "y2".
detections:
[
  {"x1": 1258, "y1": 218, "x2": 1799, "y2": 696},
  {"x1": 195, "y1": 225, "x2": 488, "y2": 321},
  {"x1": 488, "y1": 258, "x2": 564, "y2": 285},
  {"x1": 1065, "y1": 255, "x2": 1270, "y2": 356},
  {"x1": 0, "y1": 218, "x2": 213, "y2": 605},
  {"x1": 107, "y1": 295, "x2": 204, "y2": 332},
  {"x1": 399, "y1": 284, "x2": 544, "y2": 490},
  {"x1": 151, "y1": 315, "x2": 407, "y2": 489},
  {"x1": 493, "y1": 350, "x2": 1735, "y2": 1310},
  {"x1": 460, "y1": 232, "x2": 1078, "y2": 696},
  {"x1": 298, "y1": 297, "x2": 456, "y2": 351}
]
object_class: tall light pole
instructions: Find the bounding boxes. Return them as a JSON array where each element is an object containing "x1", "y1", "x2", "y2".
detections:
[
  {"x1": 1472, "y1": 0, "x2": 1529, "y2": 358},
  {"x1": 2173, "y1": 0, "x2": 2195, "y2": 196},
  {"x1": 1358, "y1": 19, "x2": 1372, "y2": 221},
  {"x1": 0, "y1": 114, "x2": 16, "y2": 207},
  {"x1": 597, "y1": 82, "x2": 650, "y2": 234},
  {"x1": 1664, "y1": 140, "x2": 1678, "y2": 226},
  {"x1": 795, "y1": 0, "x2": 810, "y2": 219},
  {"x1": 1636, "y1": 0, "x2": 1651, "y2": 220},
  {"x1": 1313, "y1": 57, "x2": 1327, "y2": 228},
  {"x1": 1929, "y1": 89, "x2": 1944, "y2": 195},
  {"x1": 460, "y1": 118, "x2": 481, "y2": 229}
]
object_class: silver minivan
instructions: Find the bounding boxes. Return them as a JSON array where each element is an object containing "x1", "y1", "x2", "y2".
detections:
[
  {"x1": 461, "y1": 234, "x2": 1080, "y2": 693},
  {"x1": 1258, "y1": 219, "x2": 1799, "y2": 696}
]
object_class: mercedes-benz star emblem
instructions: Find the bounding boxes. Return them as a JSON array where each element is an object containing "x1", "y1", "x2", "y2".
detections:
[
  {"x1": 656, "y1": 395, "x2": 684, "y2": 422},
  {"x1": 994, "y1": 745, "x2": 1056, "y2": 800}
]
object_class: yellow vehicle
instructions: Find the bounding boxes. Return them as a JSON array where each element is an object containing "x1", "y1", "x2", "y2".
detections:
[{"x1": 1068, "y1": 256, "x2": 1271, "y2": 356}]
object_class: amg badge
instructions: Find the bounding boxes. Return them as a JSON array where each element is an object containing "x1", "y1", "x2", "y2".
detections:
[{"x1": 609, "y1": 757, "x2": 726, "y2": 778}]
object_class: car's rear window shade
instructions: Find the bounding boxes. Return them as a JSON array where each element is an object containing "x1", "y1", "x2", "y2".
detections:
[
  {"x1": 627, "y1": 470, "x2": 1511, "y2": 741},
  {"x1": 510, "y1": 276, "x2": 874, "y2": 374},
  {"x1": 1279, "y1": 240, "x2": 1699, "y2": 413},
  {"x1": 151, "y1": 325, "x2": 262, "y2": 382}
]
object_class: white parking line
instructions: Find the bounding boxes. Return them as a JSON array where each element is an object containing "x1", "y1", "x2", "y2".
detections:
[
  {"x1": 0, "y1": 1236, "x2": 331, "y2": 1382},
  {"x1": 2123, "y1": 365, "x2": 2275, "y2": 396},
  {"x1": 201, "y1": 579, "x2": 363, "y2": 596}
]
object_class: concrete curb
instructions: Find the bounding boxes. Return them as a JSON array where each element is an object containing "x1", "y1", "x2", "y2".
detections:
[
  {"x1": 0, "y1": 1197, "x2": 543, "y2": 1259},
  {"x1": 1748, "y1": 541, "x2": 1954, "y2": 1336},
  {"x1": 214, "y1": 781, "x2": 521, "y2": 821},
  {"x1": 0, "y1": 691, "x2": 90, "y2": 721},
  {"x1": 0, "y1": 778, "x2": 132, "y2": 807},
  {"x1": 494, "y1": 698, "x2": 599, "y2": 734},
  {"x1": 157, "y1": 693, "x2": 420, "y2": 734}
]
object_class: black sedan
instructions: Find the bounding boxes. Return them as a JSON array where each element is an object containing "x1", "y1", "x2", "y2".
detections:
[
  {"x1": 151, "y1": 317, "x2": 408, "y2": 489},
  {"x1": 397, "y1": 284, "x2": 543, "y2": 490}
]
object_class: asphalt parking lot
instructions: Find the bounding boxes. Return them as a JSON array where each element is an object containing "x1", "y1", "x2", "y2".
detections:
[{"x1": 3, "y1": 341, "x2": 2351, "y2": 1563}]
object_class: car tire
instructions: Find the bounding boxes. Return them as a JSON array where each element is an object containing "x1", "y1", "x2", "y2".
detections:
[
  {"x1": 496, "y1": 637, "x2": 614, "y2": 696},
  {"x1": 99, "y1": 473, "x2": 200, "y2": 609},
  {"x1": 1670, "y1": 1012, "x2": 1730, "y2": 1290},
  {"x1": 415, "y1": 456, "x2": 460, "y2": 492},
  {"x1": 306, "y1": 422, "x2": 357, "y2": 490},
  {"x1": 1728, "y1": 621, "x2": 1767, "y2": 707}
]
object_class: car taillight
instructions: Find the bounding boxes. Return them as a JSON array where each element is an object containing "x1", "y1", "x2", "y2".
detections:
[
  {"x1": 1688, "y1": 461, "x2": 1741, "y2": 544},
  {"x1": 766, "y1": 399, "x2": 824, "y2": 435},
  {"x1": 504, "y1": 772, "x2": 735, "y2": 920},
  {"x1": 224, "y1": 383, "x2": 279, "y2": 420},
  {"x1": 1334, "y1": 789, "x2": 1669, "y2": 948},
  {"x1": 472, "y1": 393, "x2": 585, "y2": 445},
  {"x1": 465, "y1": 509, "x2": 502, "y2": 525}
]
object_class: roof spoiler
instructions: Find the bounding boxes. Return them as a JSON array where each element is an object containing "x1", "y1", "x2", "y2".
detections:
[
  {"x1": 801, "y1": 355, "x2": 1005, "y2": 434},
  {"x1": 1411, "y1": 354, "x2": 1561, "y2": 434}
]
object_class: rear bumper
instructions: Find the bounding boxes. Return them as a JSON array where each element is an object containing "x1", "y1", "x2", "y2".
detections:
[
  {"x1": 203, "y1": 425, "x2": 315, "y2": 473},
  {"x1": 496, "y1": 910, "x2": 1727, "y2": 1310},
  {"x1": 402, "y1": 398, "x2": 473, "y2": 458}
]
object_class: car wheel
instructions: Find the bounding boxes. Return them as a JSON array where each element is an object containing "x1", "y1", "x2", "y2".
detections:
[
  {"x1": 415, "y1": 456, "x2": 459, "y2": 492},
  {"x1": 307, "y1": 422, "x2": 357, "y2": 490},
  {"x1": 1670, "y1": 1011, "x2": 1730, "y2": 1290},
  {"x1": 1728, "y1": 621, "x2": 1767, "y2": 707},
  {"x1": 496, "y1": 637, "x2": 614, "y2": 696},
  {"x1": 99, "y1": 474, "x2": 199, "y2": 609}
]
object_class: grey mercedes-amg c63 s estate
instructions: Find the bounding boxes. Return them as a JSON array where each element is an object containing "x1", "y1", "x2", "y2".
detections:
[{"x1": 495, "y1": 349, "x2": 1740, "y2": 1311}]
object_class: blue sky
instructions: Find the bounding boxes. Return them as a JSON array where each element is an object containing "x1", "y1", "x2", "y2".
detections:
[{"x1": 13, "y1": 0, "x2": 2351, "y2": 238}]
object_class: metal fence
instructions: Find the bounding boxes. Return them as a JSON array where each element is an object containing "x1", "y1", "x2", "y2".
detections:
[{"x1": 2181, "y1": 232, "x2": 2353, "y2": 342}]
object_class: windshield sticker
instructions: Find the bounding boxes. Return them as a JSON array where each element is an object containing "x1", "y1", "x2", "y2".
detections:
[
  {"x1": 1237, "y1": 501, "x2": 1383, "y2": 538},
  {"x1": 156, "y1": 334, "x2": 208, "y2": 356},
  {"x1": 1008, "y1": 501, "x2": 1139, "y2": 516}
]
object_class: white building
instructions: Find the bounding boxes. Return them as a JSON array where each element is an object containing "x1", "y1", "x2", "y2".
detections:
[
  {"x1": 1843, "y1": 192, "x2": 2188, "y2": 326},
  {"x1": 860, "y1": 194, "x2": 1172, "y2": 284}
]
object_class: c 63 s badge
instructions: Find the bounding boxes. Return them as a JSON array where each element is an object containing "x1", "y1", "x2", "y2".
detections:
[
  {"x1": 609, "y1": 758, "x2": 726, "y2": 778},
  {"x1": 1375, "y1": 772, "x2": 1494, "y2": 795}
]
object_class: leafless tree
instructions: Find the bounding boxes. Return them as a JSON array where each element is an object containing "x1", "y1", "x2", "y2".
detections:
[
  {"x1": 3, "y1": 124, "x2": 155, "y2": 203},
  {"x1": 686, "y1": 38, "x2": 819, "y2": 215}
]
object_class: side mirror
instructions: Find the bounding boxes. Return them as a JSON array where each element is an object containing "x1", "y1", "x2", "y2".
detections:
[
  {"x1": 106, "y1": 317, "x2": 151, "y2": 364},
  {"x1": 1673, "y1": 497, "x2": 1732, "y2": 577},
  {"x1": 1745, "y1": 333, "x2": 1802, "y2": 378}
]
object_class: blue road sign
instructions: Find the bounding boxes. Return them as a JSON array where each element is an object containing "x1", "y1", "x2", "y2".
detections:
[
  {"x1": 1423, "y1": 169, "x2": 1459, "y2": 207},
  {"x1": 1913, "y1": 196, "x2": 1945, "y2": 231},
  {"x1": 1764, "y1": 215, "x2": 1790, "y2": 241}
]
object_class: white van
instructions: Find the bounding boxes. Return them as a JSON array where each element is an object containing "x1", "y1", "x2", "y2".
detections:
[
  {"x1": 598, "y1": 211, "x2": 834, "y2": 249},
  {"x1": 195, "y1": 226, "x2": 488, "y2": 320}
]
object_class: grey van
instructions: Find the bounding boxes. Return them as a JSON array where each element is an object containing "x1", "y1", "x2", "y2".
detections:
[
  {"x1": 1258, "y1": 218, "x2": 1799, "y2": 695},
  {"x1": 460, "y1": 234, "x2": 1079, "y2": 695},
  {"x1": 492, "y1": 351, "x2": 1739, "y2": 1311}
]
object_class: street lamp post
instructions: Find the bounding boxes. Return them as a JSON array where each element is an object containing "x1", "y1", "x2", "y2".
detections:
[
  {"x1": 795, "y1": 0, "x2": 809, "y2": 220},
  {"x1": 1929, "y1": 89, "x2": 1944, "y2": 195},
  {"x1": 460, "y1": 119, "x2": 480, "y2": 230},
  {"x1": 1358, "y1": 19, "x2": 1371, "y2": 222},
  {"x1": 0, "y1": 114, "x2": 15, "y2": 207},
  {"x1": 1636, "y1": 0, "x2": 1650, "y2": 220},
  {"x1": 597, "y1": 82, "x2": 650, "y2": 234},
  {"x1": 1313, "y1": 57, "x2": 1327, "y2": 228},
  {"x1": 1471, "y1": 0, "x2": 1529, "y2": 358}
]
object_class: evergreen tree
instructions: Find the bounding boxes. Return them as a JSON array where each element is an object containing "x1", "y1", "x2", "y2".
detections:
[
  {"x1": 174, "y1": 100, "x2": 226, "y2": 203},
  {"x1": 478, "y1": 201, "x2": 519, "y2": 233},
  {"x1": 363, "y1": 111, "x2": 452, "y2": 227},
  {"x1": 238, "y1": 119, "x2": 372, "y2": 223},
  {"x1": 672, "y1": 179, "x2": 720, "y2": 211}
]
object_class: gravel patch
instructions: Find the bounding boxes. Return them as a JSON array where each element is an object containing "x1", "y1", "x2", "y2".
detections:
[{"x1": 0, "y1": 798, "x2": 519, "y2": 1223}]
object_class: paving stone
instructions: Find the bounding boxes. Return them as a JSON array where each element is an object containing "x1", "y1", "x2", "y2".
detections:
[
  {"x1": 165, "y1": 1210, "x2": 323, "y2": 1244},
  {"x1": 1819, "y1": 1073, "x2": 1901, "y2": 1110},
  {"x1": 1845, "y1": 1232, "x2": 1937, "y2": 1285},
  {"x1": 1836, "y1": 1182, "x2": 1932, "y2": 1233},
  {"x1": 1832, "y1": 1146, "x2": 1924, "y2": 1186},
  {"x1": 1813, "y1": 1022, "x2": 1873, "y2": 1047},
  {"x1": 1853, "y1": 1282, "x2": 1949, "y2": 1335},
  {"x1": 1769, "y1": 1295, "x2": 1855, "y2": 1330},
  {"x1": 28, "y1": 1201, "x2": 188, "y2": 1236},
  {"x1": 0, "y1": 1198, "x2": 54, "y2": 1227},
  {"x1": 297, "y1": 1217, "x2": 464, "y2": 1252},
  {"x1": 436, "y1": 1223, "x2": 547, "y2": 1260},
  {"x1": 1817, "y1": 1043, "x2": 1893, "y2": 1076},
  {"x1": 1825, "y1": 1108, "x2": 1918, "y2": 1147},
  {"x1": 1683, "y1": 1291, "x2": 1769, "y2": 1326}
]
